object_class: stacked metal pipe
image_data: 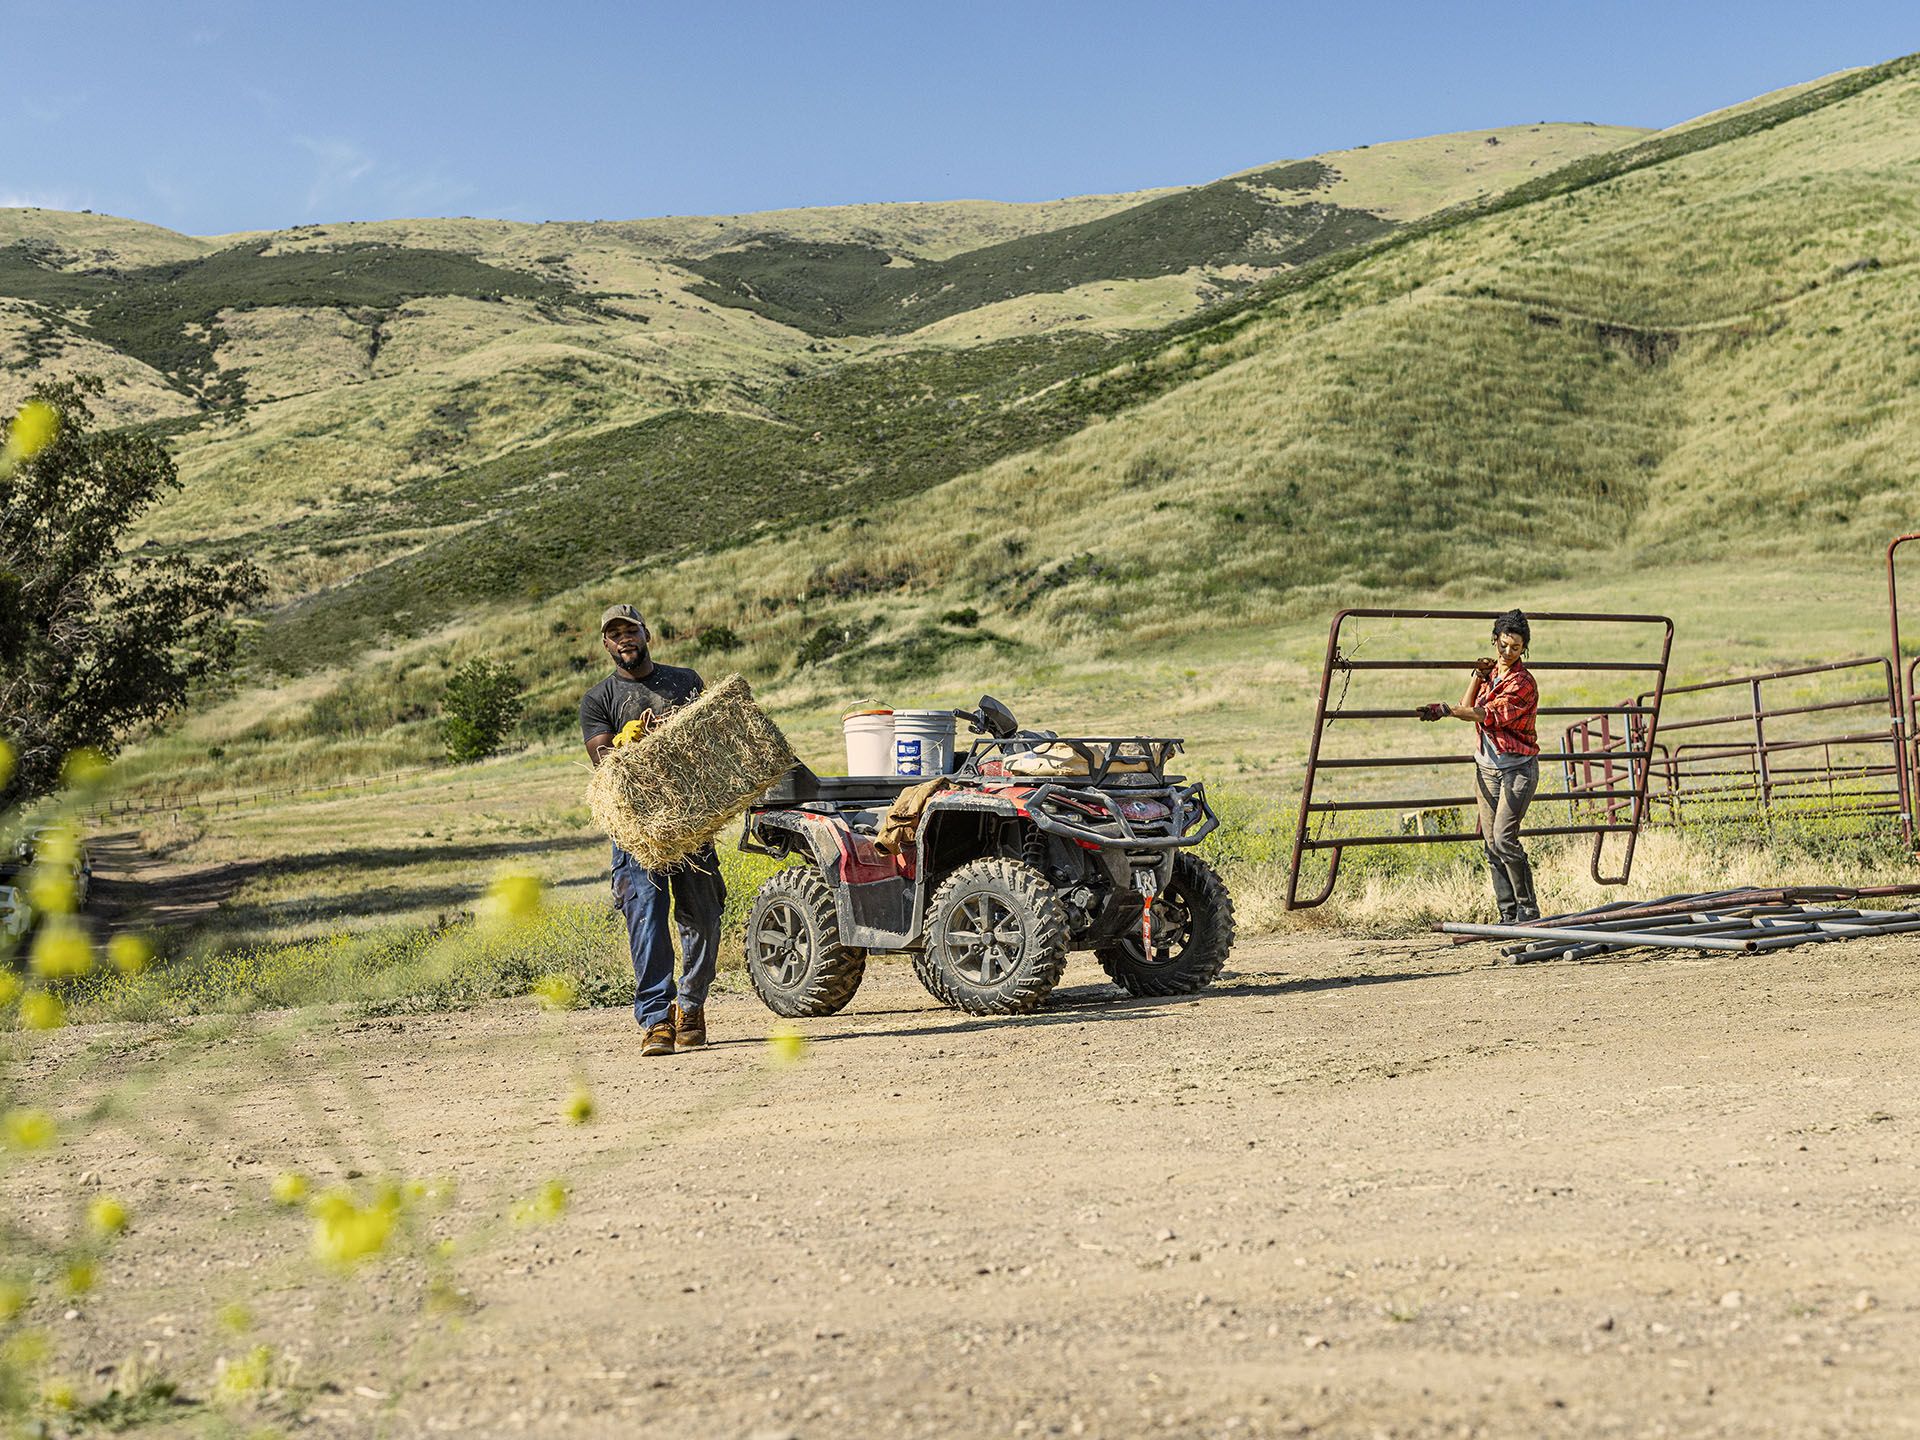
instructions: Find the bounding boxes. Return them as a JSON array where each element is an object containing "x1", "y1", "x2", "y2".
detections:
[{"x1": 1439, "y1": 884, "x2": 1920, "y2": 962}]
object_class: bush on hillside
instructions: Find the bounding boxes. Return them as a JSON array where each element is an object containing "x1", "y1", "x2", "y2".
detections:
[{"x1": 441, "y1": 659, "x2": 523, "y2": 762}]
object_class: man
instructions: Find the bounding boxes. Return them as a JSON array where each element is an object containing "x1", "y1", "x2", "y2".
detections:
[
  {"x1": 581, "y1": 604, "x2": 727, "y2": 1056},
  {"x1": 1418, "y1": 610, "x2": 1541, "y2": 923}
]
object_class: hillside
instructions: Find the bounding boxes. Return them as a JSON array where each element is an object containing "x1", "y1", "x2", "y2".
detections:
[
  {"x1": 14, "y1": 54, "x2": 1920, "y2": 807},
  {"x1": 0, "y1": 124, "x2": 1637, "y2": 580}
]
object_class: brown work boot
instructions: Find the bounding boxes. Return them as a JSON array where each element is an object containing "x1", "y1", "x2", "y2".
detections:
[
  {"x1": 641, "y1": 1020, "x2": 676, "y2": 1057},
  {"x1": 672, "y1": 1003, "x2": 707, "y2": 1050}
]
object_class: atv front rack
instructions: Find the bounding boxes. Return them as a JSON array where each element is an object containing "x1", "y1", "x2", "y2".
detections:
[{"x1": 958, "y1": 736, "x2": 1185, "y2": 785}]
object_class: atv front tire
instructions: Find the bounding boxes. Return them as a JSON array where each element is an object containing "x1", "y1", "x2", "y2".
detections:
[
  {"x1": 744, "y1": 868, "x2": 866, "y2": 1017},
  {"x1": 922, "y1": 858, "x2": 1069, "y2": 1015},
  {"x1": 1094, "y1": 851, "x2": 1235, "y2": 997}
]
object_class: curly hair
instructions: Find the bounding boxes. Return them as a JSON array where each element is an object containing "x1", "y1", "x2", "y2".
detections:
[{"x1": 1492, "y1": 609, "x2": 1531, "y2": 648}]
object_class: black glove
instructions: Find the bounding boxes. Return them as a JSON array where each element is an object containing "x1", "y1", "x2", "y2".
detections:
[{"x1": 1417, "y1": 702, "x2": 1448, "y2": 722}]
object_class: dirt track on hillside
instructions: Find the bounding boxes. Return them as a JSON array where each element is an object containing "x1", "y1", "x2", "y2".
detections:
[{"x1": 8, "y1": 933, "x2": 1919, "y2": 1438}]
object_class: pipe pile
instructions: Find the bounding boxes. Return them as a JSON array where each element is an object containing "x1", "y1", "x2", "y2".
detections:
[{"x1": 1439, "y1": 884, "x2": 1920, "y2": 962}]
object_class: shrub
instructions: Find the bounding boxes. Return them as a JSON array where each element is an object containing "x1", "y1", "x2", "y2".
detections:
[{"x1": 440, "y1": 660, "x2": 523, "y2": 762}]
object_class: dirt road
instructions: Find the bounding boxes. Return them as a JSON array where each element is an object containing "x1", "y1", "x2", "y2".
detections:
[{"x1": 8, "y1": 933, "x2": 1918, "y2": 1438}]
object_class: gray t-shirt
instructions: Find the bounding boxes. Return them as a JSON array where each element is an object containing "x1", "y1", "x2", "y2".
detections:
[{"x1": 579, "y1": 664, "x2": 704, "y2": 744}]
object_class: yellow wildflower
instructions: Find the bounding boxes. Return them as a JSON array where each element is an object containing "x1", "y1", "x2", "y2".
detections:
[
  {"x1": 41, "y1": 1377, "x2": 77, "y2": 1411},
  {"x1": 27, "y1": 868, "x2": 76, "y2": 917},
  {"x1": 531, "y1": 973, "x2": 577, "y2": 1011},
  {"x1": 108, "y1": 933, "x2": 153, "y2": 975},
  {"x1": 30, "y1": 923, "x2": 91, "y2": 977},
  {"x1": 766, "y1": 1024, "x2": 809, "y2": 1066},
  {"x1": 63, "y1": 1260, "x2": 95, "y2": 1295},
  {"x1": 212, "y1": 1345, "x2": 273, "y2": 1404},
  {"x1": 0, "y1": 972, "x2": 19, "y2": 1007},
  {"x1": 269, "y1": 1172, "x2": 309, "y2": 1207},
  {"x1": 218, "y1": 1302, "x2": 254, "y2": 1334},
  {"x1": 59, "y1": 748, "x2": 108, "y2": 790},
  {"x1": 487, "y1": 872, "x2": 544, "y2": 924},
  {"x1": 309, "y1": 1186, "x2": 398, "y2": 1268},
  {"x1": 19, "y1": 990, "x2": 65, "y2": 1029},
  {"x1": 0, "y1": 738, "x2": 13, "y2": 789},
  {"x1": 566, "y1": 1086, "x2": 595, "y2": 1125},
  {"x1": 87, "y1": 1196, "x2": 130, "y2": 1237},
  {"x1": 511, "y1": 1179, "x2": 568, "y2": 1226},
  {"x1": 2, "y1": 399, "x2": 59, "y2": 463},
  {"x1": 33, "y1": 824, "x2": 79, "y2": 867},
  {"x1": 0, "y1": 1280, "x2": 27, "y2": 1321},
  {"x1": 2, "y1": 1108, "x2": 56, "y2": 1150}
]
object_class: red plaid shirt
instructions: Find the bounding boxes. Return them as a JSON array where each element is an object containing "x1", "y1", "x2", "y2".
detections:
[{"x1": 1472, "y1": 662, "x2": 1539, "y2": 759}]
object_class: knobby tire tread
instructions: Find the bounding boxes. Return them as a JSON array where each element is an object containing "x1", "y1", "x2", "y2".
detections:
[
  {"x1": 924, "y1": 857, "x2": 1069, "y2": 1015},
  {"x1": 745, "y1": 867, "x2": 867, "y2": 1017},
  {"x1": 1094, "y1": 852, "x2": 1236, "y2": 997}
]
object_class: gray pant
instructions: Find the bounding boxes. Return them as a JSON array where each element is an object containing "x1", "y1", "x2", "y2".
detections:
[{"x1": 1474, "y1": 760, "x2": 1539, "y2": 921}]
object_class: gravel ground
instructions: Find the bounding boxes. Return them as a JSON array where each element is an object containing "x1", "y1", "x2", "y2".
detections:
[{"x1": 6, "y1": 932, "x2": 1918, "y2": 1438}]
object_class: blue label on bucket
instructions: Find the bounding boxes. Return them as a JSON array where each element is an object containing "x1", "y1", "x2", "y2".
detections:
[{"x1": 896, "y1": 739, "x2": 922, "y2": 775}]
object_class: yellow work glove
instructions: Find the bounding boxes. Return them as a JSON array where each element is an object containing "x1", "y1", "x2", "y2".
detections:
[{"x1": 610, "y1": 717, "x2": 650, "y2": 749}]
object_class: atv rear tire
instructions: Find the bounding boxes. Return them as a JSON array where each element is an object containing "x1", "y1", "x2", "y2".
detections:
[
  {"x1": 744, "y1": 868, "x2": 866, "y2": 1017},
  {"x1": 922, "y1": 858, "x2": 1069, "y2": 1015},
  {"x1": 1094, "y1": 851, "x2": 1235, "y2": 997}
]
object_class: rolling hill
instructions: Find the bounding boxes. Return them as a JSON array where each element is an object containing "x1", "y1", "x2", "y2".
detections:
[{"x1": 8, "y1": 54, "x2": 1919, "y2": 801}]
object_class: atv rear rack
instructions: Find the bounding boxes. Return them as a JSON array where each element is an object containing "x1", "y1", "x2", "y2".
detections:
[{"x1": 957, "y1": 736, "x2": 1185, "y2": 786}]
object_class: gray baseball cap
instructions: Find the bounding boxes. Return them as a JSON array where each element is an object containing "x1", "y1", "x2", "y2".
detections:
[{"x1": 599, "y1": 604, "x2": 645, "y2": 633}]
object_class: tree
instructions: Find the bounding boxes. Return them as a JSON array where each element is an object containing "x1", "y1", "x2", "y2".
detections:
[
  {"x1": 0, "y1": 379, "x2": 265, "y2": 805},
  {"x1": 441, "y1": 659, "x2": 524, "y2": 762}
]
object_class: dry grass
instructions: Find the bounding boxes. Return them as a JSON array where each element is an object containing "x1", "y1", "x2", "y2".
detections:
[{"x1": 584, "y1": 675, "x2": 794, "y2": 869}]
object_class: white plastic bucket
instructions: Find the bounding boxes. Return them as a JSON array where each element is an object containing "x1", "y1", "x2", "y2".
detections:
[
  {"x1": 893, "y1": 709, "x2": 958, "y2": 777},
  {"x1": 843, "y1": 709, "x2": 894, "y2": 775}
]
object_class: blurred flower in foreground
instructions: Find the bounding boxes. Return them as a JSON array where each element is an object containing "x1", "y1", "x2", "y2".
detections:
[
  {"x1": 30, "y1": 923, "x2": 92, "y2": 979},
  {"x1": 766, "y1": 1024, "x2": 808, "y2": 1067},
  {"x1": 62, "y1": 1260, "x2": 95, "y2": 1295},
  {"x1": 309, "y1": 1186, "x2": 399, "y2": 1269},
  {"x1": 512, "y1": 1179, "x2": 567, "y2": 1226},
  {"x1": 59, "y1": 748, "x2": 109, "y2": 791},
  {"x1": 2, "y1": 1108, "x2": 56, "y2": 1151},
  {"x1": 217, "y1": 1302, "x2": 254, "y2": 1335},
  {"x1": 108, "y1": 933, "x2": 153, "y2": 975},
  {"x1": 0, "y1": 1281, "x2": 27, "y2": 1321},
  {"x1": 486, "y1": 871, "x2": 544, "y2": 926},
  {"x1": 566, "y1": 1086, "x2": 595, "y2": 1125},
  {"x1": 40, "y1": 1377, "x2": 77, "y2": 1412},
  {"x1": 0, "y1": 737, "x2": 14, "y2": 789},
  {"x1": 19, "y1": 991, "x2": 65, "y2": 1030},
  {"x1": 27, "y1": 868, "x2": 76, "y2": 917},
  {"x1": 87, "y1": 1196, "x2": 130, "y2": 1237},
  {"x1": 1, "y1": 399, "x2": 59, "y2": 467},
  {"x1": 212, "y1": 1345, "x2": 273, "y2": 1405},
  {"x1": 531, "y1": 973, "x2": 576, "y2": 1011},
  {"x1": 270, "y1": 1172, "x2": 309, "y2": 1207},
  {"x1": 0, "y1": 972, "x2": 19, "y2": 1007}
]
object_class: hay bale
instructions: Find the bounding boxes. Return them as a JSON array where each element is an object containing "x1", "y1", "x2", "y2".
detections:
[{"x1": 585, "y1": 673, "x2": 795, "y2": 869}]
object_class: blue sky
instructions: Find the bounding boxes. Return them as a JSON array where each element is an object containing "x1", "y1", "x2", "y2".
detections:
[{"x1": 6, "y1": 1, "x2": 1915, "y2": 234}]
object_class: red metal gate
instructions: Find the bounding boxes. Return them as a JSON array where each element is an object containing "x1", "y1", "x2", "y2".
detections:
[{"x1": 1285, "y1": 609, "x2": 1674, "y2": 910}]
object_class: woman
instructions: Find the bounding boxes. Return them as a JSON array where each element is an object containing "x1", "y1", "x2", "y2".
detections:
[{"x1": 1419, "y1": 610, "x2": 1541, "y2": 922}]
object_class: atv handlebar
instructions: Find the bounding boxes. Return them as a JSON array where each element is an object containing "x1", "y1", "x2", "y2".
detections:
[{"x1": 1024, "y1": 780, "x2": 1220, "y2": 851}]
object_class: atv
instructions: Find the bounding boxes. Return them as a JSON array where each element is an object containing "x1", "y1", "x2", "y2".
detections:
[{"x1": 738, "y1": 696, "x2": 1235, "y2": 1016}]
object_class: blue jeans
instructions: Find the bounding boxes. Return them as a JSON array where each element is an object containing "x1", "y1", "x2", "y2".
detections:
[{"x1": 610, "y1": 842, "x2": 726, "y2": 1028}]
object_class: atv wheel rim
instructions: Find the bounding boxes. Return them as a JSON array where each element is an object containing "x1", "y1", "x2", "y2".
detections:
[
  {"x1": 753, "y1": 899, "x2": 810, "y2": 988},
  {"x1": 1121, "y1": 896, "x2": 1192, "y2": 965},
  {"x1": 946, "y1": 894, "x2": 1027, "y2": 985}
]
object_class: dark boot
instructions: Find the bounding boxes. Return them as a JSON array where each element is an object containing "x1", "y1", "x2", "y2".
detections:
[
  {"x1": 1508, "y1": 854, "x2": 1540, "y2": 923},
  {"x1": 1486, "y1": 852, "x2": 1518, "y2": 923}
]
